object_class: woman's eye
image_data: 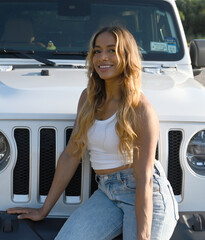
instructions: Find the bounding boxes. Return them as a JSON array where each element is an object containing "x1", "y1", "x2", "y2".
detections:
[
  {"x1": 109, "y1": 49, "x2": 115, "y2": 53},
  {"x1": 93, "y1": 49, "x2": 100, "y2": 54}
]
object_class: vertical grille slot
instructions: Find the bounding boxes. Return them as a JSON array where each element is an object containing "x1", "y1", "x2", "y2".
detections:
[
  {"x1": 91, "y1": 169, "x2": 98, "y2": 195},
  {"x1": 65, "y1": 128, "x2": 82, "y2": 197},
  {"x1": 39, "y1": 129, "x2": 56, "y2": 196},
  {"x1": 13, "y1": 129, "x2": 30, "y2": 195},
  {"x1": 155, "y1": 144, "x2": 159, "y2": 160},
  {"x1": 168, "y1": 130, "x2": 183, "y2": 195}
]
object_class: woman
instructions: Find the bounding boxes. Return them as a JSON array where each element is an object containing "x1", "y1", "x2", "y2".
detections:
[{"x1": 7, "y1": 26, "x2": 178, "y2": 240}]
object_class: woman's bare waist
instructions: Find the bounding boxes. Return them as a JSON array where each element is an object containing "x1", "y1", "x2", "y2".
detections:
[{"x1": 94, "y1": 163, "x2": 133, "y2": 175}]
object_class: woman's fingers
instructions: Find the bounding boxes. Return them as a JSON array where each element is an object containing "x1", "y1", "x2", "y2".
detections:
[
  {"x1": 17, "y1": 212, "x2": 34, "y2": 220},
  {"x1": 7, "y1": 207, "x2": 30, "y2": 214},
  {"x1": 6, "y1": 207, "x2": 44, "y2": 221}
]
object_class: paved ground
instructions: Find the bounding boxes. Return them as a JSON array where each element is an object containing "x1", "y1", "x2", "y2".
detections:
[{"x1": 195, "y1": 68, "x2": 205, "y2": 86}]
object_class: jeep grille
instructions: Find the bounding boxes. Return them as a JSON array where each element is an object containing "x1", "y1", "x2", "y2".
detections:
[{"x1": 13, "y1": 128, "x2": 183, "y2": 200}]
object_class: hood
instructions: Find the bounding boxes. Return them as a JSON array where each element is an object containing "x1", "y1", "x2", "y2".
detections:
[
  {"x1": 0, "y1": 68, "x2": 88, "y2": 120},
  {"x1": 0, "y1": 67, "x2": 205, "y2": 122},
  {"x1": 142, "y1": 72, "x2": 205, "y2": 122}
]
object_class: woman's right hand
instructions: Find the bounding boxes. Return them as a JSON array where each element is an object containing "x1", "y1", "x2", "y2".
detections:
[{"x1": 6, "y1": 207, "x2": 46, "y2": 221}]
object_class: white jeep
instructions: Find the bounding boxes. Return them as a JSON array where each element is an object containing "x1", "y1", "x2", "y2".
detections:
[{"x1": 0, "y1": 0, "x2": 205, "y2": 239}]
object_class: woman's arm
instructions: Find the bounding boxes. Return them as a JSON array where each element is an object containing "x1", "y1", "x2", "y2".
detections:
[
  {"x1": 7, "y1": 89, "x2": 87, "y2": 220},
  {"x1": 133, "y1": 93, "x2": 159, "y2": 240}
]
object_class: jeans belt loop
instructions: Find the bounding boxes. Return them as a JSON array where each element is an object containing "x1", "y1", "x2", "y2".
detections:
[{"x1": 117, "y1": 172, "x2": 121, "y2": 181}]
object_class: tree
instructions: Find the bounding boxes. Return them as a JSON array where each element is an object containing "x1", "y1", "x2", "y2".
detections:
[{"x1": 176, "y1": 0, "x2": 205, "y2": 41}]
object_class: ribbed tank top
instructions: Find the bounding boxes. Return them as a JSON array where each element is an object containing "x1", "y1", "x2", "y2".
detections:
[{"x1": 87, "y1": 113, "x2": 131, "y2": 170}]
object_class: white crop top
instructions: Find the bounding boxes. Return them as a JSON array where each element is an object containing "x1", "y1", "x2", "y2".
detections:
[{"x1": 87, "y1": 113, "x2": 132, "y2": 170}]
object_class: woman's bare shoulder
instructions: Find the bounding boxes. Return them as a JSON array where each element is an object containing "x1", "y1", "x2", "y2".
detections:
[
  {"x1": 137, "y1": 92, "x2": 156, "y2": 113},
  {"x1": 80, "y1": 88, "x2": 88, "y2": 101},
  {"x1": 135, "y1": 92, "x2": 159, "y2": 128},
  {"x1": 77, "y1": 88, "x2": 88, "y2": 111}
]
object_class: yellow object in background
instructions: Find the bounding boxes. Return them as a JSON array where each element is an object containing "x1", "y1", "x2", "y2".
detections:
[{"x1": 46, "y1": 41, "x2": 56, "y2": 50}]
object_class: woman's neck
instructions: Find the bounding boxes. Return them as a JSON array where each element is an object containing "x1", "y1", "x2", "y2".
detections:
[{"x1": 104, "y1": 79, "x2": 121, "y2": 102}]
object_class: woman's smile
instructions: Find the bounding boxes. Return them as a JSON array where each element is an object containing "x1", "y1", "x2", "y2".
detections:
[{"x1": 98, "y1": 64, "x2": 113, "y2": 71}]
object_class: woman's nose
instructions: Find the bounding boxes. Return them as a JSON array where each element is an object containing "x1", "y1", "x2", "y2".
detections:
[{"x1": 99, "y1": 51, "x2": 108, "y2": 61}]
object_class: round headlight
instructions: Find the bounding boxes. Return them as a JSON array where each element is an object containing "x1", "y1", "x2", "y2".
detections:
[
  {"x1": 187, "y1": 130, "x2": 205, "y2": 176},
  {"x1": 0, "y1": 132, "x2": 10, "y2": 170}
]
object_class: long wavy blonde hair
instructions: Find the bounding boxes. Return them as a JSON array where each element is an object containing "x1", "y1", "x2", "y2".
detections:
[{"x1": 71, "y1": 26, "x2": 142, "y2": 162}]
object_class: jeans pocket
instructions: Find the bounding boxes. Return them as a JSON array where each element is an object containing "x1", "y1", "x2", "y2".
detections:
[
  {"x1": 121, "y1": 174, "x2": 136, "y2": 191},
  {"x1": 167, "y1": 184, "x2": 179, "y2": 221}
]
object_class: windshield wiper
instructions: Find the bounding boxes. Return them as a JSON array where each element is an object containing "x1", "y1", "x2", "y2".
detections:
[
  {"x1": 53, "y1": 51, "x2": 87, "y2": 56},
  {"x1": 0, "y1": 48, "x2": 57, "y2": 66}
]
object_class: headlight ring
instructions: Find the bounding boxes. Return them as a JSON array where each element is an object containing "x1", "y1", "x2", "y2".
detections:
[
  {"x1": 0, "y1": 131, "x2": 10, "y2": 171},
  {"x1": 186, "y1": 130, "x2": 205, "y2": 176}
]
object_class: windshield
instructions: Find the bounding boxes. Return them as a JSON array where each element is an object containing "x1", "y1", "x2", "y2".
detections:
[{"x1": 0, "y1": 0, "x2": 184, "y2": 61}]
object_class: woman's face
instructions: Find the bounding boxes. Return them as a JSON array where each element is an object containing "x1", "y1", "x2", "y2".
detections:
[{"x1": 92, "y1": 32, "x2": 122, "y2": 82}]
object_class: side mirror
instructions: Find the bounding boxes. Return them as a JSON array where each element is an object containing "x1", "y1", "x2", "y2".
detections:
[{"x1": 189, "y1": 39, "x2": 205, "y2": 76}]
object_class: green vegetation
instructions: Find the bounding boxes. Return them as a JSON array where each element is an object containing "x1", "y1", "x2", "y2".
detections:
[{"x1": 176, "y1": 0, "x2": 205, "y2": 42}]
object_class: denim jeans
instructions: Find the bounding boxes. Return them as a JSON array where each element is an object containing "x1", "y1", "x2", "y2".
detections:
[{"x1": 55, "y1": 161, "x2": 179, "y2": 240}]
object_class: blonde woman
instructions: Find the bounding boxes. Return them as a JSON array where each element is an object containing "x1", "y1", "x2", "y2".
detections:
[{"x1": 7, "y1": 26, "x2": 178, "y2": 240}]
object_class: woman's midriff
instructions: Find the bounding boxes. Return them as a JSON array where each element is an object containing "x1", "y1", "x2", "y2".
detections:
[{"x1": 94, "y1": 163, "x2": 133, "y2": 175}]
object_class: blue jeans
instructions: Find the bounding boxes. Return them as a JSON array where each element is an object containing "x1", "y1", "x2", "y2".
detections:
[{"x1": 55, "y1": 161, "x2": 179, "y2": 240}]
